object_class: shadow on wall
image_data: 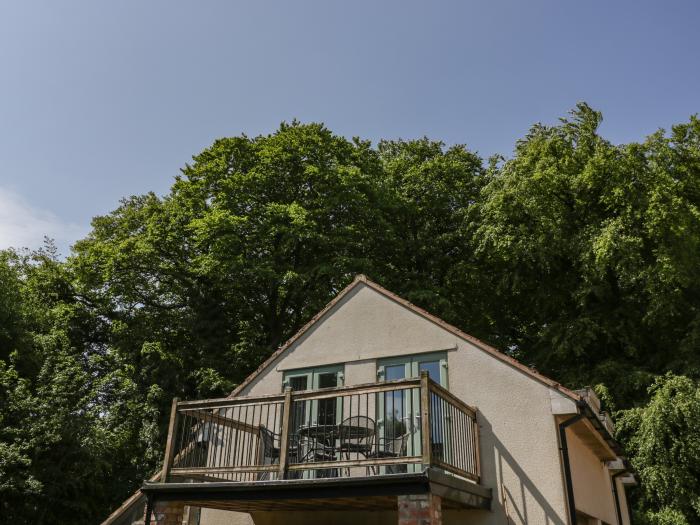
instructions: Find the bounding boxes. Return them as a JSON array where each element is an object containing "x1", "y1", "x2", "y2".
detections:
[
  {"x1": 245, "y1": 417, "x2": 567, "y2": 525},
  {"x1": 479, "y1": 416, "x2": 566, "y2": 525}
]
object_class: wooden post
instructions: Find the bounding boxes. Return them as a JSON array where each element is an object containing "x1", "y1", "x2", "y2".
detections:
[
  {"x1": 278, "y1": 387, "x2": 293, "y2": 480},
  {"x1": 144, "y1": 495, "x2": 153, "y2": 525},
  {"x1": 161, "y1": 397, "x2": 180, "y2": 482},
  {"x1": 420, "y1": 371, "x2": 432, "y2": 469},
  {"x1": 473, "y1": 410, "x2": 481, "y2": 482}
]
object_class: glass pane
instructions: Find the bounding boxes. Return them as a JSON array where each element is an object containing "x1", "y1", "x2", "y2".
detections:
[
  {"x1": 419, "y1": 361, "x2": 444, "y2": 456},
  {"x1": 289, "y1": 376, "x2": 308, "y2": 391},
  {"x1": 317, "y1": 398, "x2": 336, "y2": 425},
  {"x1": 385, "y1": 390, "x2": 406, "y2": 440},
  {"x1": 384, "y1": 366, "x2": 406, "y2": 444},
  {"x1": 317, "y1": 372, "x2": 338, "y2": 389},
  {"x1": 418, "y1": 360, "x2": 440, "y2": 382},
  {"x1": 383, "y1": 364, "x2": 406, "y2": 446},
  {"x1": 385, "y1": 364, "x2": 406, "y2": 381},
  {"x1": 317, "y1": 372, "x2": 338, "y2": 426}
]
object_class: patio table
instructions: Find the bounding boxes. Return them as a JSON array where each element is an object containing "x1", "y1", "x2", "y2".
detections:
[{"x1": 297, "y1": 422, "x2": 374, "y2": 445}]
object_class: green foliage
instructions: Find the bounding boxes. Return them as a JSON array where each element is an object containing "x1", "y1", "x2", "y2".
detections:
[
  {"x1": 1, "y1": 111, "x2": 700, "y2": 523},
  {"x1": 643, "y1": 508, "x2": 691, "y2": 525},
  {"x1": 617, "y1": 374, "x2": 700, "y2": 525},
  {"x1": 377, "y1": 137, "x2": 488, "y2": 327},
  {"x1": 474, "y1": 104, "x2": 700, "y2": 404},
  {"x1": 0, "y1": 247, "x2": 156, "y2": 523}
]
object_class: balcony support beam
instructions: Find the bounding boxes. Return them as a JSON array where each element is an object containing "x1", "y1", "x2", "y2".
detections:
[{"x1": 141, "y1": 468, "x2": 491, "y2": 512}]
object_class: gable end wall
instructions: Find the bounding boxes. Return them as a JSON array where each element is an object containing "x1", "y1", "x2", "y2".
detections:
[{"x1": 238, "y1": 284, "x2": 570, "y2": 525}]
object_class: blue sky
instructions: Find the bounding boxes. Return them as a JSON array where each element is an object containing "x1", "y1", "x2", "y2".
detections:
[{"x1": 1, "y1": 1, "x2": 698, "y2": 256}]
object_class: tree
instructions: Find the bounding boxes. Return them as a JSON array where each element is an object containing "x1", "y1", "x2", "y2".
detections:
[
  {"x1": 63, "y1": 124, "x2": 488, "y2": 519},
  {"x1": 617, "y1": 374, "x2": 700, "y2": 525},
  {"x1": 473, "y1": 104, "x2": 700, "y2": 404},
  {"x1": 71, "y1": 122, "x2": 386, "y2": 397},
  {"x1": 0, "y1": 246, "x2": 149, "y2": 523},
  {"x1": 3, "y1": 110, "x2": 700, "y2": 523},
  {"x1": 376, "y1": 138, "x2": 490, "y2": 331}
]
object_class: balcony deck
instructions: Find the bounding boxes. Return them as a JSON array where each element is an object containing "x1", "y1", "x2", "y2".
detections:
[
  {"x1": 142, "y1": 468, "x2": 491, "y2": 512},
  {"x1": 144, "y1": 373, "x2": 490, "y2": 516}
]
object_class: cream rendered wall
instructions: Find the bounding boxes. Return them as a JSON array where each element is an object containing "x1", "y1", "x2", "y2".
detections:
[
  {"x1": 240, "y1": 284, "x2": 459, "y2": 395},
  {"x1": 201, "y1": 283, "x2": 572, "y2": 525},
  {"x1": 616, "y1": 478, "x2": 631, "y2": 525},
  {"x1": 567, "y1": 429, "x2": 618, "y2": 525},
  {"x1": 200, "y1": 508, "x2": 253, "y2": 525},
  {"x1": 447, "y1": 340, "x2": 569, "y2": 525}
]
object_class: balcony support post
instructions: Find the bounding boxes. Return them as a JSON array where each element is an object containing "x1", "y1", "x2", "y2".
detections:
[
  {"x1": 278, "y1": 387, "x2": 293, "y2": 480},
  {"x1": 161, "y1": 397, "x2": 180, "y2": 482},
  {"x1": 420, "y1": 371, "x2": 432, "y2": 469},
  {"x1": 398, "y1": 493, "x2": 442, "y2": 525},
  {"x1": 144, "y1": 494, "x2": 154, "y2": 525}
]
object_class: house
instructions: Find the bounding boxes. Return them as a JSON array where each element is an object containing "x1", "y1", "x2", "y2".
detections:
[{"x1": 102, "y1": 275, "x2": 635, "y2": 525}]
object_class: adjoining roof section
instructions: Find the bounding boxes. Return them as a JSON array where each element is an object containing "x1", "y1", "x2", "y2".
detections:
[{"x1": 230, "y1": 274, "x2": 582, "y2": 401}]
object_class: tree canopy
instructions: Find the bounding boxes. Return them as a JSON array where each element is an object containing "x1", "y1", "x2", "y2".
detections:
[
  {"x1": 476, "y1": 105, "x2": 700, "y2": 404},
  {"x1": 1, "y1": 106, "x2": 699, "y2": 524}
]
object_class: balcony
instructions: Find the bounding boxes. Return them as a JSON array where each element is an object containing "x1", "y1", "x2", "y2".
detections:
[{"x1": 142, "y1": 373, "x2": 490, "y2": 515}]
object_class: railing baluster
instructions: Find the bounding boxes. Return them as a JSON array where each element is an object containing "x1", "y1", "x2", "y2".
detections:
[
  {"x1": 473, "y1": 410, "x2": 481, "y2": 482},
  {"x1": 459, "y1": 408, "x2": 466, "y2": 472},
  {"x1": 215, "y1": 408, "x2": 224, "y2": 471},
  {"x1": 224, "y1": 407, "x2": 233, "y2": 470},
  {"x1": 164, "y1": 376, "x2": 480, "y2": 484},
  {"x1": 232, "y1": 405, "x2": 242, "y2": 480}
]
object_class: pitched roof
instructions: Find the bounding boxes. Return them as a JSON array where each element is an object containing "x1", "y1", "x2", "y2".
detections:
[{"x1": 230, "y1": 274, "x2": 582, "y2": 401}]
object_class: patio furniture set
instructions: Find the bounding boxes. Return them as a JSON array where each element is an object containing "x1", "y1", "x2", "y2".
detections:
[{"x1": 258, "y1": 415, "x2": 410, "y2": 478}]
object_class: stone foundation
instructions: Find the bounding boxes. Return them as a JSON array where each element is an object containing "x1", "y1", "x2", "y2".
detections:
[{"x1": 144, "y1": 501, "x2": 186, "y2": 525}]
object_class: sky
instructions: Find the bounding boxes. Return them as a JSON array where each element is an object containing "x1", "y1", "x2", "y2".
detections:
[{"x1": 0, "y1": 1, "x2": 699, "y2": 256}]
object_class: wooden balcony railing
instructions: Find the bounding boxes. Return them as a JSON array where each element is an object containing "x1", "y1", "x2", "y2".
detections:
[{"x1": 161, "y1": 372, "x2": 480, "y2": 485}]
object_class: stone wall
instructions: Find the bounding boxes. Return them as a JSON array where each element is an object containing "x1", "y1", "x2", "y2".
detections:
[{"x1": 398, "y1": 494, "x2": 442, "y2": 525}]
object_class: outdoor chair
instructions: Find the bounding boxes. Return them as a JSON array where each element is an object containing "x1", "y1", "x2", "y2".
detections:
[
  {"x1": 298, "y1": 440, "x2": 338, "y2": 478},
  {"x1": 338, "y1": 415, "x2": 376, "y2": 475},
  {"x1": 366, "y1": 431, "x2": 410, "y2": 474},
  {"x1": 338, "y1": 415, "x2": 376, "y2": 456},
  {"x1": 257, "y1": 426, "x2": 302, "y2": 480}
]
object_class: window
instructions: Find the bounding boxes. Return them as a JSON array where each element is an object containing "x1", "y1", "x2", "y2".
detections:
[
  {"x1": 377, "y1": 351, "x2": 448, "y2": 387},
  {"x1": 283, "y1": 365, "x2": 344, "y2": 427},
  {"x1": 283, "y1": 365, "x2": 344, "y2": 391}
]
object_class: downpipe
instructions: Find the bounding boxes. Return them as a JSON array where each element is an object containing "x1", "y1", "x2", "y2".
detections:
[
  {"x1": 611, "y1": 471, "x2": 625, "y2": 525},
  {"x1": 559, "y1": 413, "x2": 583, "y2": 525}
]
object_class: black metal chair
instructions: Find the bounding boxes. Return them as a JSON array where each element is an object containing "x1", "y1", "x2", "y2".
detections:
[
  {"x1": 338, "y1": 416, "x2": 375, "y2": 475},
  {"x1": 258, "y1": 426, "x2": 303, "y2": 480},
  {"x1": 259, "y1": 426, "x2": 280, "y2": 460},
  {"x1": 338, "y1": 415, "x2": 376, "y2": 456},
  {"x1": 366, "y1": 431, "x2": 410, "y2": 474},
  {"x1": 298, "y1": 444, "x2": 337, "y2": 478}
]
